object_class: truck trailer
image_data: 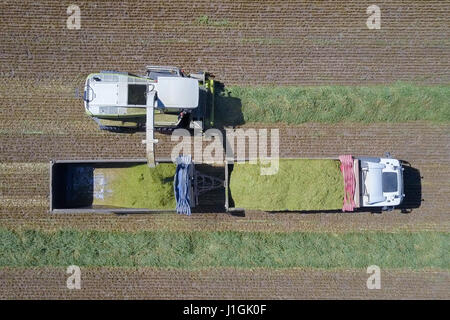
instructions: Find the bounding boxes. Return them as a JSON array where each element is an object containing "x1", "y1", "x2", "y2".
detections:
[
  {"x1": 225, "y1": 155, "x2": 405, "y2": 212},
  {"x1": 50, "y1": 154, "x2": 404, "y2": 214},
  {"x1": 50, "y1": 156, "x2": 223, "y2": 215}
]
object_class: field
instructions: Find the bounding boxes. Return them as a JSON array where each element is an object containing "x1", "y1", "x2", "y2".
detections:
[
  {"x1": 219, "y1": 83, "x2": 450, "y2": 125},
  {"x1": 0, "y1": 0, "x2": 449, "y2": 299}
]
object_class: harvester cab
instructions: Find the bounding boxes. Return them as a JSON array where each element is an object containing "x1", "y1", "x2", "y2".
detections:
[{"x1": 82, "y1": 66, "x2": 215, "y2": 167}]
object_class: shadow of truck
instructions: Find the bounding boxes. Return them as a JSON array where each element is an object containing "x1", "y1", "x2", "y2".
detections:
[{"x1": 398, "y1": 164, "x2": 422, "y2": 213}]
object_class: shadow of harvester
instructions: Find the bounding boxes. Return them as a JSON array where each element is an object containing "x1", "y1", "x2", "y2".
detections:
[{"x1": 213, "y1": 81, "x2": 245, "y2": 128}]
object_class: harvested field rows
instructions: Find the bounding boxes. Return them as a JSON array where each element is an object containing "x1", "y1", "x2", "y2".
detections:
[
  {"x1": 0, "y1": 267, "x2": 448, "y2": 299},
  {"x1": 0, "y1": 1, "x2": 449, "y2": 85},
  {"x1": 1, "y1": 122, "x2": 448, "y2": 162}
]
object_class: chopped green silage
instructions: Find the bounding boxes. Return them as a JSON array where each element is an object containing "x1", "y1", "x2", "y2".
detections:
[
  {"x1": 229, "y1": 159, "x2": 344, "y2": 211},
  {"x1": 93, "y1": 164, "x2": 176, "y2": 209}
]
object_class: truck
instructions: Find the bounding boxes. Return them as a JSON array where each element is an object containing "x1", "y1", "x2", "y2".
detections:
[
  {"x1": 50, "y1": 154, "x2": 405, "y2": 214},
  {"x1": 225, "y1": 155, "x2": 405, "y2": 212}
]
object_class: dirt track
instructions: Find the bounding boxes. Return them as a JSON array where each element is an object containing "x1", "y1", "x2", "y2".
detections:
[
  {"x1": 0, "y1": 267, "x2": 448, "y2": 299},
  {"x1": 0, "y1": 0, "x2": 448, "y2": 299}
]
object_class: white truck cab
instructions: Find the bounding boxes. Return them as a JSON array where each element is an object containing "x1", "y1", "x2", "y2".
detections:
[{"x1": 360, "y1": 157, "x2": 404, "y2": 208}]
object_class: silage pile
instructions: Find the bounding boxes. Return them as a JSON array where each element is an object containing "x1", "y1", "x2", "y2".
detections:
[{"x1": 97, "y1": 163, "x2": 176, "y2": 209}]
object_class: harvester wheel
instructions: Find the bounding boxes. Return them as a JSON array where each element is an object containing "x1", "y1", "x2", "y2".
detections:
[
  {"x1": 99, "y1": 125, "x2": 137, "y2": 133},
  {"x1": 154, "y1": 127, "x2": 175, "y2": 134}
]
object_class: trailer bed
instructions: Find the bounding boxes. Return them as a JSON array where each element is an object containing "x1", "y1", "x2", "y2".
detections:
[{"x1": 50, "y1": 159, "x2": 176, "y2": 213}]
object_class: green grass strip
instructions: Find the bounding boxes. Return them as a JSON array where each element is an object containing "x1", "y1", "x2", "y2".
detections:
[
  {"x1": 215, "y1": 82, "x2": 450, "y2": 125},
  {"x1": 0, "y1": 229, "x2": 448, "y2": 269}
]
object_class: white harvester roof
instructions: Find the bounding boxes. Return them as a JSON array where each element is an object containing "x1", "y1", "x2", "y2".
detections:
[{"x1": 157, "y1": 77, "x2": 199, "y2": 109}]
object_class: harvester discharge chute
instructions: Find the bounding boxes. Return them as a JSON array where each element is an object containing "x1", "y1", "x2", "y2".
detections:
[{"x1": 174, "y1": 155, "x2": 193, "y2": 215}]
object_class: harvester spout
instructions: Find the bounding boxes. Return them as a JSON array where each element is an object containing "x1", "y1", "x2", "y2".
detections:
[{"x1": 143, "y1": 91, "x2": 158, "y2": 167}]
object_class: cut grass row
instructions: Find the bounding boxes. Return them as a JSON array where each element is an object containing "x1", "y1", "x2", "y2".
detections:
[
  {"x1": 215, "y1": 82, "x2": 450, "y2": 126},
  {"x1": 0, "y1": 229, "x2": 447, "y2": 269}
]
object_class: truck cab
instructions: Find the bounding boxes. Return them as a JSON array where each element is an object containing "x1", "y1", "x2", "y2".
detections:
[{"x1": 358, "y1": 157, "x2": 405, "y2": 209}]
